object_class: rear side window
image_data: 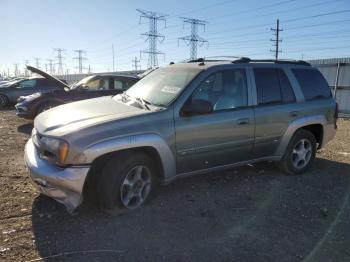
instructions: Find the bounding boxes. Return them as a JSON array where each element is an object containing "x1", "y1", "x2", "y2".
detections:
[
  {"x1": 254, "y1": 68, "x2": 295, "y2": 105},
  {"x1": 292, "y1": 69, "x2": 332, "y2": 100},
  {"x1": 278, "y1": 70, "x2": 295, "y2": 103}
]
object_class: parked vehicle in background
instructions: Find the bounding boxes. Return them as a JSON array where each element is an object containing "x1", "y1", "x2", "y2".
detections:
[
  {"x1": 15, "y1": 66, "x2": 139, "y2": 119},
  {"x1": 24, "y1": 57, "x2": 337, "y2": 215},
  {"x1": 0, "y1": 68, "x2": 66, "y2": 108}
]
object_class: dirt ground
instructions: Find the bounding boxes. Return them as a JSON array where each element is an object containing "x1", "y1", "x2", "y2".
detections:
[{"x1": 0, "y1": 108, "x2": 349, "y2": 262}]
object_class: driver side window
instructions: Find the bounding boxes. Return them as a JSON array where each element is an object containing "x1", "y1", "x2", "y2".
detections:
[
  {"x1": 191, "y1": 69, "x2": 248, "y2": 112},
  {"x1": 84, "y1": 78, "x2": 109, "y2": 91},
  {"x1": 18, "y1": 79, "x2": 37, "y2": 88}
]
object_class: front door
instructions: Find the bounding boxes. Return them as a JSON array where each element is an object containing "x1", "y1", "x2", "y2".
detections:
[
  {"x1": 74, "y1": 77, "x2": 112, "y2": 101},
  {"x1": 174, "y1": 68, "x2": 255, "y2": 174}
]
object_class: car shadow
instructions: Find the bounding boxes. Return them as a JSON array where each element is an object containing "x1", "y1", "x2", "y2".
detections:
[
  {"x1": 31, "y1": 158, "x2": 350, "y2": 261},
  {"x1": 17, "y1": 122, "x2": 33, "y2": 135},
  {"x1": 0, "y1": 105, "x2": 15, "y2": 111}
]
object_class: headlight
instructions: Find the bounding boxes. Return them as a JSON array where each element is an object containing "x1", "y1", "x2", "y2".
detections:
[
  {"x1": 41, "y1": 137, "x2": 69, "y2": 165},
  {"x1": 24, "y1": 92, "x2": 41, "y2": 102}
]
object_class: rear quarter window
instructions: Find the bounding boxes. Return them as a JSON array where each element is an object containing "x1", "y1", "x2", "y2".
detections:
[{"x1": 292, "y1": 68, "x2": 332, "y2": 100}]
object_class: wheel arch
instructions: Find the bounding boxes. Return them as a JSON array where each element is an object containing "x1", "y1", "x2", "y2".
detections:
[
  {"x1": 81, "y1": 134, "x2": 175, "y2": 200},
  {"x1": 276, "y1": 115, "x2": 327, "y2": 156}
]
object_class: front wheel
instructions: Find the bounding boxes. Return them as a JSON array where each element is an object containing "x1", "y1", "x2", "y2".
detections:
[
  {"x1": 96, "y1": 152, "x2": 158, "y2": 216},
  {"x1": 278, "y1": 129, "x2": 317, "y2": 175}
]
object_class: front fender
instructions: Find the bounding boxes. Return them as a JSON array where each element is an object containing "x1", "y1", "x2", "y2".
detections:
[{"x1": 78, "y1": 133, "x2": 176, "y2": 180}]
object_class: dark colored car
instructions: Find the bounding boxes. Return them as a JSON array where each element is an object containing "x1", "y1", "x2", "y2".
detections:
[
  {"x1": 15, "y1": 66, "x2": 139, "y2": 119},
  {"x1": 0, "y1": 69, "x2": 67, "y2": 108}
]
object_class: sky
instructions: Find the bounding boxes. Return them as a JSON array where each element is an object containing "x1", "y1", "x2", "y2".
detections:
[{"x1": 1, "y1": 0, "x2": 350, "y2": 75}]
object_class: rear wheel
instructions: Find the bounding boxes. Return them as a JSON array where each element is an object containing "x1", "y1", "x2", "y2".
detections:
[
  {"x1": 0, "y1": 94, "x2": 8, "y2": 108},
  {"x1": 96, "y1": 152, "x2": 158, "y2": 216},
  {"x1": 278, "y1": 129, "x2": 316, "y2": 175}
]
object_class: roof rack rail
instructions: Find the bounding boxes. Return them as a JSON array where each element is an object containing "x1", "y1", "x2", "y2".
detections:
[{"x1": 232, "y1": 58, "x2": 311, "y2": 66}]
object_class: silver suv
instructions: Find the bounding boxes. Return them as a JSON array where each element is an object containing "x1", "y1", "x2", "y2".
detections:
[{"x1": 24, "y1": 58, "x2": 337, "y2": 214}]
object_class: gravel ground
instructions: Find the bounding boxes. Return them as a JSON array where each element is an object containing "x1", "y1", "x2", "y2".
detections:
[{"x1": 0, "y1": 109, "x2": 349, "y2": 261}]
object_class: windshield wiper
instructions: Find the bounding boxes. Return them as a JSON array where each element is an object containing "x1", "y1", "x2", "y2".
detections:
[{"x1": 134, "y1": 97, "x2": 151, "y2": 110}]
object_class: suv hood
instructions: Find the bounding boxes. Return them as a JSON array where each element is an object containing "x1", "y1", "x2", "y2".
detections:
[
  {"x1": 27, "y1": 65, "x2": 69, "y2": 89},
  {"x1": 34, "y1": 96, "x2": 146, "y2": 136}
]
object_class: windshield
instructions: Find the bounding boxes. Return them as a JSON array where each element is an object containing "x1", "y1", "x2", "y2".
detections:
[
  {"x1": 71, "y1": 75, "x2": 95, "y2": 89},
  {"x1": 122, "y1": 67, "x2": 201, "y2": 107}
]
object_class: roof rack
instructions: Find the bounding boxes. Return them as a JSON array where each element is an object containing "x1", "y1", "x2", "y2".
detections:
[
  {"x1": 187, "y1": 56, "x2": 250, "y2": 63},
  {"x1": 232, "y1": 58, "x2": 311, "y2": 66},
  {"x1": 186, "y1": 57, "x2": 311, "y2": 66}
]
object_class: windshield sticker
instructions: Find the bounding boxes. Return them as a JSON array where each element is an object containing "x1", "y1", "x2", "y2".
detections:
[{"x1": 161, "y1": 85, "x2": 181, "y2": 94}]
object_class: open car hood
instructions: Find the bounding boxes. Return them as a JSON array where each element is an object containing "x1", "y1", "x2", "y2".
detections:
[{"x1": 26, "y1": 65, "x2": 69, "y2": 89}]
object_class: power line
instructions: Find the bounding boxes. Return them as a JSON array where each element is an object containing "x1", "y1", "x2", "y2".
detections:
[
  {"x1": 73, "y1": 49, "x2": 87, "y2": 74},
  {"x1": 179, "y1": 17, "x2": 208, "y2": 60},
  {"x1": 137, "y1": 9, "x2": 168, "y2": 68},
  {"x1": 54, "y1": 48, "x2": 65, "y2": 75},
  {"x1": 283, "y1": 9, "x2": 350, "y2": 23},
  {"x1": 271, "y1": 19, "x2": 283, "y2": 60}
]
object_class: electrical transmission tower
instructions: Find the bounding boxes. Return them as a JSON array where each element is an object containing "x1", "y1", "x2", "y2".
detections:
[
  {"x1": 137, "y1": 9, "x2": 167, "y2": 68},
  {"x1": 33, "y1": 57, "x2": 41, "y2": 69},
  {"x1": 54, "y1": 48, "x2": 65, "y2": 75},
  {"x1": 47, "y1": 59, "x2": 54, "y2": 74},
  {"x1": 132, "y1": 56, "x2": 141, "y2": 71},
  {"x1": 179, "y1": 17, "x2": 208, "y2": 60},
  {"x1": 73, "y1": 50, "x2": 87, "y2": 74},
  {"x1": 14, "y1": 64, "x2": 19, "y2": 77},
  {"x1": 270, "y1": 19, "x2": 283, "y2": 60},
  {"x1": 24, "y1": 60, "x2": 30, "y2": 77}
]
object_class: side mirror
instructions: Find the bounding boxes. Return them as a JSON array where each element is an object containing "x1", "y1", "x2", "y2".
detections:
[{"x1": 182, "y1": 99, "x2": 213, "y2": 117}]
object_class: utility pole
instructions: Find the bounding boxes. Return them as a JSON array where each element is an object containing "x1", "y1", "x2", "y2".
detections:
[
  {"x1": 112, "y1": 44, "x2": 115, "y2": 71},
  {"x1": 33, "y1": 57, "x2": 41, "y2": 69},
  {"x1": 270, "y1": 19, "x2": 283, "y2": 60},
  {"x1": 137, "y1": 9, "x2": 167, "y2": 68},
  {"x1": 47, "y1": 59, "x2": 54, "y2": 75},
  {"x1": 179, "y1": 17, "x2": 208, "y2": 60},
  {"x1": 54, "y1": 48, "x2": 65, "y2": 75},
  {"x1": 88, "y1": 65, "x2": 91, "y2": 74},
  {"x1": 132, "y1": 56, "x2": 140, "y2": 71},
  {"x1": 45, "y1": 64, "x2": 48, "y2": 72},
  {"x1": 73, "y1": 49, "x2": 87, "y2": 74}
]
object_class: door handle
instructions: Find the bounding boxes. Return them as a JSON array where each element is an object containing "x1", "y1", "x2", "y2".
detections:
[
  {"x1": 289, "y1": 111, "x2": 299, "y2": 117},
  {"x1": 237, "y1": 118, "x2": 249, "y2": 125}
]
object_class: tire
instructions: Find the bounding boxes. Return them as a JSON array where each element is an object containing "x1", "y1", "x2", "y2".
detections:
[
  {"x1": 278, "y1": 129, "x2": 317, "y2": 175},
  {"x1": 0, "y1": 94, "x2": 8, "y2": 108},
  {"x1": 36, "y1": 102, "x2": 59, "y2": 115},
  {"x1": 96, "y1": 151, "x2": 158, "y2": 216}
]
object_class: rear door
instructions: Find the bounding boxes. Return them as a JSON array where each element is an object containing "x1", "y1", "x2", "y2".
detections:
[
  {"x1": 252, "y1": 66, "x2": 299, "y2": 158},
  {"x1": 174, "y1": 67, "x2": 255, "y2": 174}
]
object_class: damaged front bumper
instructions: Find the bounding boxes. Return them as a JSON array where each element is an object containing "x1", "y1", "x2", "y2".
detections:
[{"x1": 24, "y1": 138, "x2": 90, "y2": 213}]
